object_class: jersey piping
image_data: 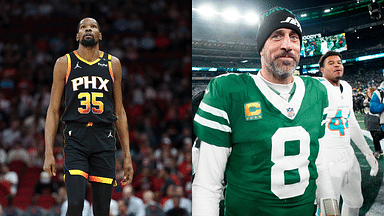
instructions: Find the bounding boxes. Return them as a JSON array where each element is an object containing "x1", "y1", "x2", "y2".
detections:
[
  {"x1": 108, "y1": 54, "x2": 114, "y2": 82},
  {"x1": 65, "y1": 51, "x2": 112, "y2": 84},
  {"x1": 65, "y1": 54, "x2": 71, "y2": 84},
  {"x1": 73, "y1": 50, "x2": 104, "y2": 65}
]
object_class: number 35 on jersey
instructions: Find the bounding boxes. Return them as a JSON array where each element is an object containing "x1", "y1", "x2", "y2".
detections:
[{"x1": 71, "y1": 76, "x2": 110, "y2": 115}]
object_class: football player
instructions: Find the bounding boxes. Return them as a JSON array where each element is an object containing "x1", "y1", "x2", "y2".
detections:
[
  {"x1": 193, "y1": 7, "x2": 339, "y2": 216},
  {"x1": 316, "y1": 51, "x2": 378, "y2": 216}
]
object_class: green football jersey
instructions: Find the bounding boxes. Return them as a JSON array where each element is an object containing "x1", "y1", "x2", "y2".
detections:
[{"x1": 194, "y1": 73, "x2": 328, "y2": 207}]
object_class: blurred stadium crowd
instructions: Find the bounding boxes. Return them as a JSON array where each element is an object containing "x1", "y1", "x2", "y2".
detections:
[{"x1": 0, "y1": 0, "x2": 191, "y2": 215}]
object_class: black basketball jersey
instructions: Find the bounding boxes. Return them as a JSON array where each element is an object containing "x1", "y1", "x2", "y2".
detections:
[{"x1": 61, "y1": 51, "x2": 117, "y2": 123}]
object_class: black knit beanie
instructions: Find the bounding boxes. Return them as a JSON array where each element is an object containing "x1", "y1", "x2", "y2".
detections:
[{"x1": 256, "y1": 7, "x2": 302, "y2": 53}]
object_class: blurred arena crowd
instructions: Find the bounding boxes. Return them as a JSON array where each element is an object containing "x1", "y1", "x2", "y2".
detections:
[{"x1": 0, "y1": 0, "x2": 192, "y2": 215}]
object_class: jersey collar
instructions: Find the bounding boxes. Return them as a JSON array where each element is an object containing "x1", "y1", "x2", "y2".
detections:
[
  {"x1": 251, "y1": 73, "x2": 305, "y2": 120},
  {"x1": 74, "y1": 51, "x2": 104, "y2": 65}
]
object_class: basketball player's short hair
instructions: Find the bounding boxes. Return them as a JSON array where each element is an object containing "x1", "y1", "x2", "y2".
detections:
[{"x1": 77, "y1": 19, "x2": 101, "y2": 33}]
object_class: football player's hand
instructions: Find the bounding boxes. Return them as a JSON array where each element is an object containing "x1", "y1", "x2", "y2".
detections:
[{"x1": 366, "y1": 154, "x2": 379, "y2": 176}]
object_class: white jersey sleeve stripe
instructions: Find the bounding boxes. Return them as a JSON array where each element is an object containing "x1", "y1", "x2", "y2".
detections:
[
  {"x1": 194, "y1": 114, "x2": 232, "y2": 133},
  {"x1": 323, "y1": 107, "x2": 329, "y2": 116},
  {"x1": 199, "y1": 101, "x2": 230, "y2": 124},
  {"x1": 321, "y1": 120, "x2": 326, "y2": 126},
  {"x1": 321, "y1": 107, "x2": 329, "y2": 126}
]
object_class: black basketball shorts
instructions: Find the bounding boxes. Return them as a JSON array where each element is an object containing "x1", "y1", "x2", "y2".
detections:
[{"x1": 62, "y1": 122, "x2": 116, "y2": 185}]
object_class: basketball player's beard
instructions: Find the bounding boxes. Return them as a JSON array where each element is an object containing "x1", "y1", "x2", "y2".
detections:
[{"x1": 80, "y1": 36, "x2": 98, "y2": 47}]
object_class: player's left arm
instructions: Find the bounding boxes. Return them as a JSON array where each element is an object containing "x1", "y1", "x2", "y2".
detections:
[
  {"x1": 344, "y1": 82, "x2": 378, "y2": 176},
  {"x1": 349, "y1": 111, "x2": 378, "y2": 176},
  {"x1": 111, "y1": 56, "x2": 134, "y2": 185}
]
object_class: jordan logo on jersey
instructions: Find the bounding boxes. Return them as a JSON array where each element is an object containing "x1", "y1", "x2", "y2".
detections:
[
  {"x1": 74, "y1": 62, "x2": 82, "y2": 69},
  {"x1": 108, "y1": 130, "x2": 113, "y2": 138},
  {"x1": 244, "y1": 102, "x2": 262, "y2": 121},
  {"x1": 71, "y1": 76, "x2": 110, "y2": 92}
]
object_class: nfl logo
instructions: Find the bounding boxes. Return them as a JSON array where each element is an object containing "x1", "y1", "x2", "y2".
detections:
[{"x1": 287, "y1": 107, "x2": 295, "y2": 118}]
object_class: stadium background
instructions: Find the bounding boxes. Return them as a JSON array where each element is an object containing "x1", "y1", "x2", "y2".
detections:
[
  {"x1": 192, "y1": 0, "x2": 384, "y2": 215},
  {"x1": 0, "y1": 0, "x2": 192, "y2": 215}
]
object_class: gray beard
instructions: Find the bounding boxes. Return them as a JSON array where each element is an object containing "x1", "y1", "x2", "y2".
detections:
[{"x1": 265, "y1": 59, "x2": 298, "y2": 80}]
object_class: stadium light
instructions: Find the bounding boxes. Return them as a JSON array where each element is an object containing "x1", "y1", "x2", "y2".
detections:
[
  {"x1": 324, "y1": 9, "x2": 331, "y2": 13},
  {"x1": 222, "y1": 8, "x2": 240, "y2": 22},
  {"x1": 301, "y1": 13, "x2": 307, "y2": 18},
  {"x1": 193, "y1": 5, "x2": 259, "y2": 25},
  {"x1": 196, "y1": 5, "x2": 217, "y2": 18},
  {"x1": 244, "y1": 12, "x2": 258, "y2": 25}
]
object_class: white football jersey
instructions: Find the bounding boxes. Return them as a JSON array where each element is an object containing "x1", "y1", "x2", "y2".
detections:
[{"x1": 317, "y1": 78, "x2": 354, "y2": 149}]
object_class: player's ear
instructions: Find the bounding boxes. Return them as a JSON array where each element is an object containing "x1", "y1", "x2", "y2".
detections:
[
  {"x1": 76, "y1": 33, "x2": 79, "y2": 42},
  {"x1": 320, "y1": 67, "x2": 324, "y2": 74},
  {"x1": 99, "y1": 33, "x2": 102, "y2": 41}
]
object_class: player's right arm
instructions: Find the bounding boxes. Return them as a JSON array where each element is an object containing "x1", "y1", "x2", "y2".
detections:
[
  {"x1": 193, "y1": 76, "x2": 233, "y2": 216},
  {"x1": 192, "y1": 140, "x2": 230, "y2": 216},
  {"x1": 43, "y1": 55, "x2": 67, "y2": 177}
]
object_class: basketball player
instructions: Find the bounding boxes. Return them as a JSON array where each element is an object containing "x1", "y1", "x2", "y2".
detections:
[
  {"x1": 43, "y1": 17, "x2": 134, "y2": 216},
  {"x1": 316, "y1": 51, "x2": 378, "y2": 216},
  {"x1": 193, "y1": 7, "x2": 339, "y2": 216}
]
